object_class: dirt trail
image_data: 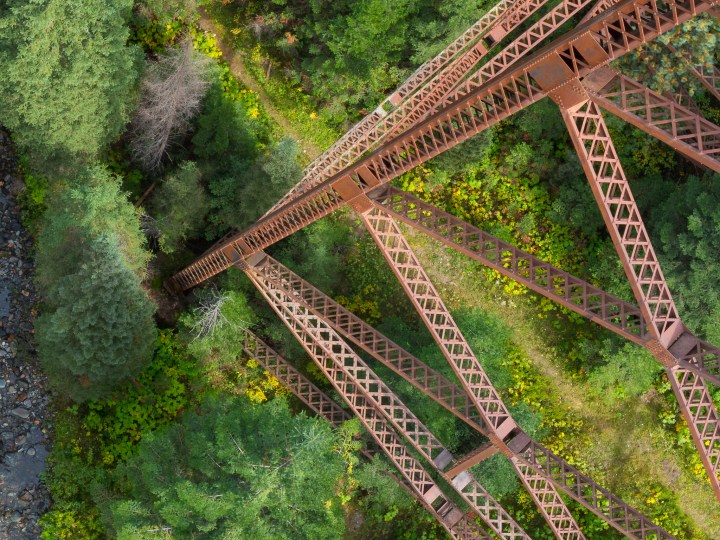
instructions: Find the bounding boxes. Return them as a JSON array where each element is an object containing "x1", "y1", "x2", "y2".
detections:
[{"x1": 197, "y1": 11, "x2": 323, "y2": 160}]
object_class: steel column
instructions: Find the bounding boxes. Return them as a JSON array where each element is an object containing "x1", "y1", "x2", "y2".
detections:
[{"x1": 562, "y1": 98, "x2": 720, "y2": 500}]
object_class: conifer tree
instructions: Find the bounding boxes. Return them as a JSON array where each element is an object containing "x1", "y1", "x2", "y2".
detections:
[
  {"x1": 35, "y1": 165, "x2": 156, "y2": 401},
  {"x1": 0, "y1": 0, "x2": 142, "y2": 172},
  {"x1": 103, "y1": 396, "x2": 347, "y2": 539}
]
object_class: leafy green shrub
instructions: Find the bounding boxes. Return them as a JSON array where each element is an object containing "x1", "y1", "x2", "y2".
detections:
[
  {"x1": 78, "y1": 330, "x2": 201, "y2": 465},
  {"x1": 149, "y1": 161, "x2": 209, "y2": 253},
  {"x1": 17, "y1": 170, "x2": 51, "y2": 233},
  {"x1": 40, "y1": 504, "x2": 104, "y2": 540}
]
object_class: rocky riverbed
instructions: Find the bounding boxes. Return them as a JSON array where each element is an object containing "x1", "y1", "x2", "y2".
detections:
[{"x1": 0, "y1": 131, "x2": 52, "y2": 539}]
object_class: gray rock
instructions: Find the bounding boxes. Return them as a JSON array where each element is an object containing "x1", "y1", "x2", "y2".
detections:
[
  {"x1": 10, "y1": 407, "x2": 29, "y2": 419},
  {"x1": 0, "y1": 288, "x2": 8, "y2": 318}
]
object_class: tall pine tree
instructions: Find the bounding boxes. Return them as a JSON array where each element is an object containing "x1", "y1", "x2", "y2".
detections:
[{"x1": 35, "y1": 165, "x2": 156, "y2": 401}]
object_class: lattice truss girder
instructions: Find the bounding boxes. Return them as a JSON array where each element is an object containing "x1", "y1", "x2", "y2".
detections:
[
  {"x1": 169, "y1": 0, "x2": 717, "y2": 292},
  {"x1": 264, "y1": 0, "x2": 565, "y2": 220},
  {"x1": 244, "y1": 260, "x2": 529, "y2": 540},
  {"x1": 256, "y1": 254, "x2": 491, "y2": 434},
  {"x1": 583, "y1": 67, "x2": 720, "y2": 173},
  {"x1": 562, "y1": 99, "x2": 720, "y2": 499},
  {"x1": 369, "y1": 186, "x2": 720, "y2": 385},
  {"x1": 359, "y1": 205, "x2": 674, "y2": 540}
]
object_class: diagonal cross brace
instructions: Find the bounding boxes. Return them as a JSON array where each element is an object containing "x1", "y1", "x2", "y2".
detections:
[
  {"x1": 360, "y1": 204, "x2": 675, "y2": 540},
  {"x1": 245, "y1": 260, "x2": 526, "y2": 539},
  {"x1": 370, "y1": 185, "x2": 720, "y2": 386},
  {"x1": 562, "y1": 98, "x2": 720, "y2": 501},
  {"x1": 238, "y1": 327, "x2": 487, "y2": 539}
]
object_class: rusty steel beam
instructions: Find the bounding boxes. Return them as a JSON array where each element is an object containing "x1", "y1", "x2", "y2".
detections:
[
  {"x1": 245, "y1": 259, "x2": 529, "y2": 540},
  {"x1": 360, "y1": 205, "x2": 675, "y2": 540},
  {"x1": 692, "y1": 64, "x2": 720, "y2": 101},
  {"x1": 239, "y1": 327, "x2": 475, "y2": 531},
  {"x1": 238, "y1": 328, "x2": 351, "y2": 427},
  {"x1": 370, "y1": 186, "x2": 720, "y2": 386},
  {"x1": 169, "y1": 0, "x2": 713, "y2": 292},
  {"x1": 371, "y1": 185, "x2": 648, "y2": 343},
  {"x1": 258, "y1": 254, "x2": 673, "y2": 539},
  {"x1": 562, "y1": 98, "x2": 720, "y2": 500},
  {"x1": 257, "y1": 254, "x2": 491, "y2": 434},
  {"x1": 433, "y1": 0, "x2": 602, "y2": 115},
  {"x1": 263, "y1": 0, "x2": 554, "y2": 221},
  {"x1": 261, "y1": 0, "x2": 518, "y2": 219},
  {"x1": 562, "y1": 101, "x2": 682, "y2": 345},
  {"x1": 446, "y1": 444, "x2": 499, "y2": 479},
  {"x1": 582, "y1": 67, "x2": 720, "y2": 172}
]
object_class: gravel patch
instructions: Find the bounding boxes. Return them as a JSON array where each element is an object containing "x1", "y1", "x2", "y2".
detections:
[{"x1": 0, "y1": 130, "x2": 52, "y2": 539}]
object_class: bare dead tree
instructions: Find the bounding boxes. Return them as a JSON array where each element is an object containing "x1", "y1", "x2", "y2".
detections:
[
  {"x1": 189, "y1": 289, "x2": 250, "y2": 340},
  {"x1": 130, "y1": 38, "x2": 212, "y2": 171}
]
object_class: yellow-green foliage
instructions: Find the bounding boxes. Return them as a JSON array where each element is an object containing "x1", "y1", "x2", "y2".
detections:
[
  {"x1": 76, "y1": 330, "x2": 201, "y2": 465},
  {"x1": 40, "y1": 505, "x2": 104, "y2": 540}
]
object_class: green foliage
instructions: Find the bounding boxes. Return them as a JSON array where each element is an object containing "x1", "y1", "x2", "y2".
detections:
[
  {"x1": 0, "y1": 0, "x2": 142, "y2": 172},
  {"x1": 36, "y1": 237, "x2": 157, "y2": 401},
  {"x1": 17, "y1": 169, "x2": 51, "y2": 233},
  {"x1": 40, "y1": 331, "x2": 201, "y2": 539},
  {"x1": 150, "y1": 161, "x2": 209, "y2": 253},
  {"x1": 35, "y1": 165, "x2": 155, "y2": 401},
  {"x1": 101, "y1": 395, "x2": 348, "y2": 539},
  {"x1": 648, "y1": 174, "x2": 720, "y2": 343},
  {"x1": 192, "y1": 82, "x2": 258, "y2": 162},
  {"x1": 204, "y1": 0, "x2": 495, "y2": 129},
  {"x1": 180, "y1": 289, "x2": 256, "y2": 366},
  {"x1": 616, "y1": 15, "x2": 719, "y2": 97},
  {"x1": 207, "y1": 137, "x2": 303, "y2": 234},
  {"x1": 351, "y1": 457, "x2": 447, "y2": 539},
  {"x1": 79, "y1": 330, "x2": 201, "y2": 465},
  {"x1": 40, "y1": 504, "x2": 105, "y2": 540},
  {"x1": 587, "y1": 342, "x2": 662, "y2": 405},
  {"x1": 35, "y1": 165, "x2": 150, "y2": 283},
  {"x1": 137, "y1": 0, "x2": 197, "y2": 21}
]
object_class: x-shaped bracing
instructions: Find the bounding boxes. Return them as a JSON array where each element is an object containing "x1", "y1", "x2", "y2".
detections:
[{"x1": 169, "y1": 0, "x2": 720, "y2": 532}]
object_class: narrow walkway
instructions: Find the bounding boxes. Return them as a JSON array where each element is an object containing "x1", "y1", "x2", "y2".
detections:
[
  {"x1": 197, "y1": 10, "x2": 323, "y2": 160},
  {"x1": 0, "y1": 131, "x2": 51, "y2": 538}
]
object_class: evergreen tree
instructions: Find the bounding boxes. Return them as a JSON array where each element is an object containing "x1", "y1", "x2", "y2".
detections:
[
  {"x1": 102, "y1": 396, "x2": 347, "y2": 540},
  {"x1": 191, "y1": 82, "x2": 258, "y2": 162},
  {"x1": 149, "y1": 161, "x2": 209, "y2": 254},
  {"x1": 36, "y1": 237, "x2": 156, "y2": 401},
  {"x1": 35, "y1": 165, "x2": 156, "y2": 401},
  {"x1": 207, "y1": 138, "x2": 302, "y2": 235},
  {"x1": 651, "y1": 174, "x2": 720, "y2": 343},
  {"x1": 0, "y1": 0, "x2": 142, "y2": 172}
]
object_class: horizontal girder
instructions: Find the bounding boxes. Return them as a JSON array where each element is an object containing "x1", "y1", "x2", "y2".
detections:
[{"x1": 170, "y1": 0, "x2": 714, "y2": 292}]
